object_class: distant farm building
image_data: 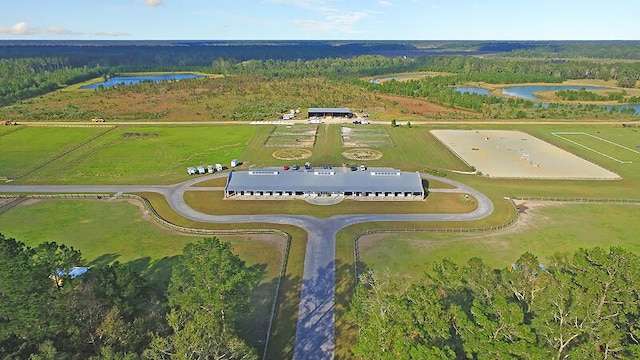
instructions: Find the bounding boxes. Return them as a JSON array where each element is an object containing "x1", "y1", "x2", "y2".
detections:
[
  {"x1": 308, "y1": 107, "x2": 353, "y2": 118},
  {"x1": 224, "y1": 167, "x2": 424, "y2": 200}
]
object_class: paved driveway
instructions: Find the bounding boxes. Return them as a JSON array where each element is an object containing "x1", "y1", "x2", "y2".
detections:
[{"x1": 0, "y1": 173, "x2": 493, "y2": 360}]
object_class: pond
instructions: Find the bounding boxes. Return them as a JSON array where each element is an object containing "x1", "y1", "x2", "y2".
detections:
[
  {"x1": 500, "y1": 85, "x2": 608, "y2": 100},
  {"x1": 80, "y1": 73, "x2": 204, "y2": 89},
  {"x1": 454, "y1": 85, "x2": 639, "y2": 114}
]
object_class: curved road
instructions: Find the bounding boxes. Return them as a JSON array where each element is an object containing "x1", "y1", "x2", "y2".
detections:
[{"x1": 0, "y1": 173, "x2": 493, "y2": 360}]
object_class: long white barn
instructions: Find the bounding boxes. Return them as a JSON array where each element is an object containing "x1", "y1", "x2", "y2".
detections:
[{"x1": 224, "y1": 167, "x2": 425, "y2": 200}]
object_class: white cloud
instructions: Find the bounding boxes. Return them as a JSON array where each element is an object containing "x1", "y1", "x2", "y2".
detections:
[
  {"x1": 144, "y1": 0, "x2": 165, "y2": 7},
  {"x1": 265, "y1": 0, "x2": 375, "y2": 34},
  {"x1": 378, "y1": 1, "x2": 395, "y2": 7},
  {"x1": 0, "y1": 22, "x2": 37, "y2": 35},
  {"x1": 90, "y1": 31, "x2": 131, "y2": 37},
  {"x1": 0, "y1": 22, "x2": 78, "y2": 36}
]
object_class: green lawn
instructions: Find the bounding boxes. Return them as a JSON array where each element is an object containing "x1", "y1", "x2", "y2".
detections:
[{"x1": 184, "y1": 191, "x2": 477, "y2": 217}]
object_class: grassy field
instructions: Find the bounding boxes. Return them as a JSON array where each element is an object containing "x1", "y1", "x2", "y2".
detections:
[
  {"x1": 3, "y1": 103, "x2": 640, "y2": 359},
  {"x1": 358, "y1": 202, "x2": 640, "y2": 278},
  {"x1": 1, "y1": 125, "x2": 255, "y2": 185},
  {"x1": 0, "y1": 198, "x2": 286, "y2": 349},
  {"x1": 0, "y1": 126, "x2": 111, "y2": 180}
]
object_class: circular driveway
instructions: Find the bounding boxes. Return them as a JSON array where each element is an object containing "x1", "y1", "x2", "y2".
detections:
[{"x1": 0, "y1": 172, "x2": 493, "y2": 360}]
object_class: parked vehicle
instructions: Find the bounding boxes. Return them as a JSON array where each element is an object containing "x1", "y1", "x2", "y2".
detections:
[
  {"x1": 292, "y1": 164, "x2": 299, "y2": 170},
  {"x1": 284, "y1": 165, "x2": 290, "y2": 170}
]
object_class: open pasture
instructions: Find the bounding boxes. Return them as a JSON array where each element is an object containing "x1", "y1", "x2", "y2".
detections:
[
  {"x1": 0, "y1": 126, "x2": 111, "y2": 181},
  {"x1": 10, "y1": 125, "x2": 254, "y2": 185},
  {"x1": 341, "y1": 125, "x2": 393, "y2": 148},
  {"x1": 431, "y1": 129, "x2": 620, "y2": 179},
  {"x1": 357, "y1": 202, "x2": 640, "y2": 280},
  {"x1": 264, "y1": 124, "x2": 318, "y2": 148}
]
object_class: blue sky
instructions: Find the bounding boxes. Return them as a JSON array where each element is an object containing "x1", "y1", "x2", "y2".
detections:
[{"x1": 1, "y1": 0, "x2": 638, "y2": 40}]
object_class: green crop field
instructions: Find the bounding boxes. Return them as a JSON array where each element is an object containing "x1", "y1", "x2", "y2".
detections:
[{"x1": 0, "y1": 198, "x2": 285, "y2": 348}]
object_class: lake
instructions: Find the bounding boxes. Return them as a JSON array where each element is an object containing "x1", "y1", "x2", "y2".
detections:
[
  {"x1": 80, "y1": 73, "x2": 204, "y2": 89},
  {"x1": 454, "y1": 85, "x2": 639, "y2": 114},
  {"x1": 501, "y1": 85, "x2": 608, "y2": 100}
]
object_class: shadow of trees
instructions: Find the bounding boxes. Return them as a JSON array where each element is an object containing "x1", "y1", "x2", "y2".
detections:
[{"x1": 265, "y1": 271, "x2": 301, "y2": 359}]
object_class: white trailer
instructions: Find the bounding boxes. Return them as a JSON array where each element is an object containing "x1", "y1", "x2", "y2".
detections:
[
  {"x1": 231, "y1": 159, "x2": 239, "y2": 167},
  {"x1": 197, "y1": 165, "x2": 206, "y2": 174},
  {"x1": 215, "y1": 163, "x2": 223, "y2": 172},
  {"x1": 187, "y1": 167, "x2": 197, "y2": 175}
]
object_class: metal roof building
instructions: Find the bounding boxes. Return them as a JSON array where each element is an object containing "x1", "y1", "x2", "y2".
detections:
[
  {"x1": 308, "y1": 107, "x2": 353, "y2": 118},
  {"x1": 224, "y1": 167, "x2": 424, "y2": 200}
]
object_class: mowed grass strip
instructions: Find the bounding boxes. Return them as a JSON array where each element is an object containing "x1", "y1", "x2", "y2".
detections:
[
  {"x1": 184, "y1": 191, "x2": 477, "y2": 217},
  {"x1": 0, "y1": 126, "x2": 110, "y2": 180},
  {"x1": 0, "y1": 197, "x2": 290, "y2": 356},
  {"x1": 20, "y1": 125, "x2": 255, "y2": 185}
]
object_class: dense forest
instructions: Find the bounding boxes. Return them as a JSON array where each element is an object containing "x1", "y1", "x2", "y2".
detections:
[
  {"x1": 0, "y1": 235, "x2": 260, "y2": 360},
  {"x1": 349, "y1": 247, "x2": 640, "y2": 359}
]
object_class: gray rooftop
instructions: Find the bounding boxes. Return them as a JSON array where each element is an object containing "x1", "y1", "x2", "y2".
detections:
[
  {"x1": 308, "y1": 107, "x2": 351, "y2": 113},
  {"x1": 225, "y1": 167, "x2": 424, "y2": 194}
]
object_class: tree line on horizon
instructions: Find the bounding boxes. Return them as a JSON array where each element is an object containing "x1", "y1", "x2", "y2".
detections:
[{"x1": 1, "y1": 49, "x2": 639, "y2": 119}]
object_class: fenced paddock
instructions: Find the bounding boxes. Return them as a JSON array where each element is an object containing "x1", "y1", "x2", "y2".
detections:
[
  {"x1": 341, "y1": 125, "x2": 394, "y2": 148},
  {"x1": 430, "y1": 129, "x2": 620, "y2": 179},
  {"x1": 551, "y1": 132, "x2": 639, "y2": 164},
  {"x1": 264, "y1": 124, "x2": 318, "y2": 148}
]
